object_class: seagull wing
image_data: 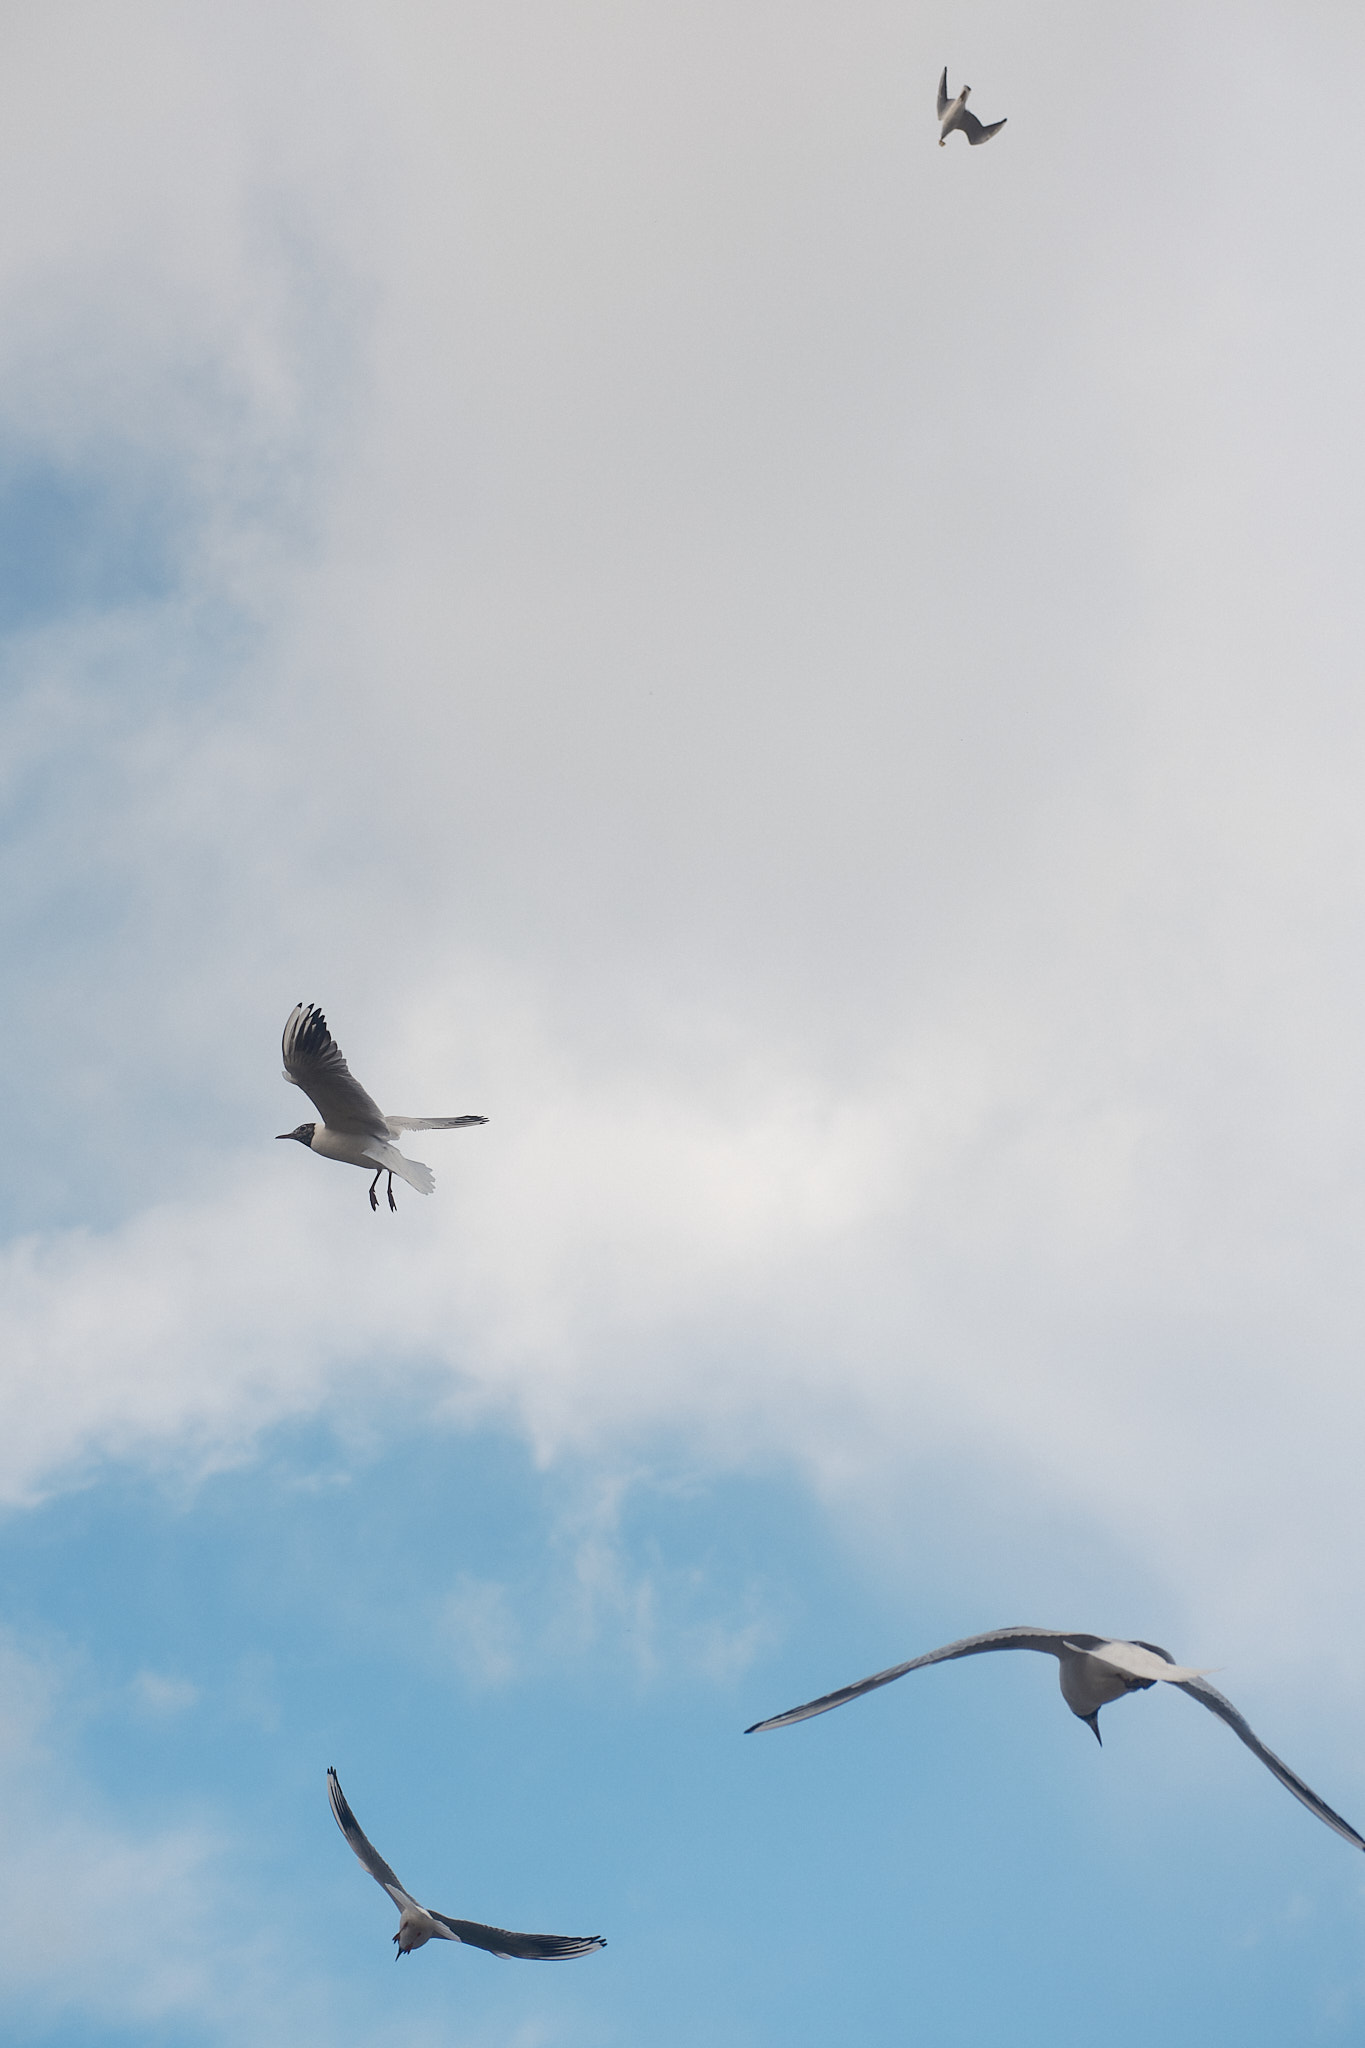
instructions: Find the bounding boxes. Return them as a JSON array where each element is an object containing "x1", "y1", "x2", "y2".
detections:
[
  {"x1": 385, "y1": 1115, "x2": 489, "y2": 1133},
  {"x1": 936, "y1": 68, "x2": 951, "y2": 119},
  {"x1": 959, "y1": 111, "x2": 1006, "y2": 144},
  {"x1": 282, "y1": 1004, "x2": 389, "y2": 1139},
  {"x1": 327, "y1": 1768, "x2": 421, "y2": 1912},
  {"x1": 429, "y1": 1913, "x2": 606, "y2": 1960},
  {"x1": 1173, "y1": 1678, "x2": 1365, "y2": 1851},
  {"x1": 746, "y1": 1626, "x2": 1075, "y2": 1732},
  {"x1": 1077, "y1": 1640, "x2": 1211, "y2": 1686}
]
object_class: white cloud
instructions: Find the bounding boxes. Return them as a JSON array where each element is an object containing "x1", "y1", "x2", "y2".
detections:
[
  {"x1": 1, "y1": 0, "x2": 1365, "y2": 1812},
  {"x1": 3, "y1": 955, "x2": 1365, "y2": 1738}
]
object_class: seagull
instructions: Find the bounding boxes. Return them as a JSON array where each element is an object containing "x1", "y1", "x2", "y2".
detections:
[
  {"x1": 277, "y1": 1002, "x2": 487, "y2": 1211},
  {"x1": 937, "y1": 68, "x2": 1006, "y2": 146},
  {"x1": 746, "y1": 1626, "x2": 1365, "y2": 1851},
  {"x1": 327, "y1": 1768, "x2": 607, "y2": 1961}
]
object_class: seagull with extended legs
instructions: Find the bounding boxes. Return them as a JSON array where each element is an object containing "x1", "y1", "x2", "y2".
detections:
[
  {"x1": 277, "y1": 1001, "x2": 487, "y2": 1211},
  {"x1": 327, "y1": 1768, "x2": 606, "y2": 1961},
  {"x1": 937, "y1": 68, "x2": 1006, "y2": 147},
  {"x1": 746, "y1": 1626, "x2": 1365, "y2": 1851}
]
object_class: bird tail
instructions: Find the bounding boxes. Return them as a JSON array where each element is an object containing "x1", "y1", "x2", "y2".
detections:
[{"x1": 387, "y1": 1151, "x2": 435, "y2": 1196}]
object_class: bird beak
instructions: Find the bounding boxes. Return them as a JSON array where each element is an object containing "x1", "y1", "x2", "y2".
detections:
[{"x1": 1084, "y1": 1712, "x2": 1103, "y2": 1746}]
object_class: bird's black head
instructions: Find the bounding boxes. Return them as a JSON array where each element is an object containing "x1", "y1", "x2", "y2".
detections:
[{"x1": 276, "y1": 1123, "x2": 316, "y2": 1147}]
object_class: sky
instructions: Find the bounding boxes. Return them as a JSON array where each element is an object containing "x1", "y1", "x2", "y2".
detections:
[{"x1": 2, "y1": 1, "x2": 1365, "y2": 2041}]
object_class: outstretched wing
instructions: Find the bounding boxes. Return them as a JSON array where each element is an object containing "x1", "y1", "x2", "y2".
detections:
[
  {"x1": 429, "y1": 1913, "x2": 606, "y2": 1960},
  {"x1": 746, "y1": 1626, "x2": 1074, "y2": 1733},
  {"x1": 327, "y1": 1768, "x2": 420, "y2": 1911},
  {"x1": 936, "y1": 67, "x2": 951, "y2": 119},
  {"x1": 385, "y1": 1115, "x2": 489, "y2": 1133},
  {"x1": 282, "y1": 1004, "x2": 389, "y2": 1138},
  {"x1": 1173, "y1": 1678, "x2": 1365, "y2": 1851},
  {"x1": 960, "y1": 111, "x2": 1006, "y2": 144}
]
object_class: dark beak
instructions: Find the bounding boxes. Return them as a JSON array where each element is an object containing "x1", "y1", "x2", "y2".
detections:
[{"x1": 1084, "y1": 1712, "x2": 1103, "y2": 1746}]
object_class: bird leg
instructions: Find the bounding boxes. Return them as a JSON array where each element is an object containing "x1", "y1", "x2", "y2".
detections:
[
  {"x1": 386, "y1": 1171, "x2": 397, "y2": 1212},
  {"x1": 368, "y1": 1169, "x2": 382, "y2": 1211}
]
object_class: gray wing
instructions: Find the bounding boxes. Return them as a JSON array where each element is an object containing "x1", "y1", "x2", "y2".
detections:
[
  {"x1": 746, "y1": 1626, "x2": 1077, "y2": 1732},
  {"x1": 282, "y1": 1004, "x2": 389, "y2": 1138},
  {"x1": 1174, "y1": 1679, "x2": 1365, "y2": 1851},
  {"x1": 327, "y1": 1768, "x2": 420, "y2": 1911},
  {"x1": 937, "y1": 68, "x2": 951, "y2": 118},
  {"x1": 430, "y1": 1913, "x2": 606, "y2": 1960},
  {"x1": 385, "y1": 1115, "x2": 489, "y2": 1133},
  {"x1": 959, "y1": 111, "x2": 1006, "y2": 144}
]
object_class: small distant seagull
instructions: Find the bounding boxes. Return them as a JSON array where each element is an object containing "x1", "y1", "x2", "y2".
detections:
[
  {"x1": 746, "y1": 1626, "x2": 1365, "y2": 1851},
  {"x1": 937, "y1": 67, "x2": 1006, "y2": 146},
  {"x1": 327, "y1": 1768, "x2": 607, "y2": 1961},
  {"x1": 277, "y1": 1002, "x2": 487, "y2": 1211}
]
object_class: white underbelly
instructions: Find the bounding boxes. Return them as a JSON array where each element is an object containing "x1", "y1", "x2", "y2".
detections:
[
  {"x1": 1059, "y1": 1652, "x2": 1132, "y2": 1717},
  {"x1": 312, "y1": 1127, "x2": 390, "y2": 1171}
]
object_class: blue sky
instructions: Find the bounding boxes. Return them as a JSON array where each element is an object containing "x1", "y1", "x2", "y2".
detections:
[
  {"x1": 8, "y1": 1428, "x2": 1365, "y2": 2046},
  {"x1": 3, "y1": 2, "x2": 1365, "y2": 2042}
]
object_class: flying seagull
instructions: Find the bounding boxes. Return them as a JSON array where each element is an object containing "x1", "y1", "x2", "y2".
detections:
[
  {"x1": 937, "y1": 68, "x2": 1006, "y2": 146},
  {"x1": 277, "y1": 1002, "x2": 487, "y2": 1210},
  {"x1": 327, "y1": 1768, "x2": 607, "y2": 1961},
  {"x1": 746, "y1": 1626, "x2": 1365, "y2": 1852}
]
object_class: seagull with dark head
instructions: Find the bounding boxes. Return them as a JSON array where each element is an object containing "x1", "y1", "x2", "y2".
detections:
[
  {"x1": 277, "y1": 1001, "x2": 487, "y2": 1211},
  {"x1": 937, "y1": 67, "x2": 1006, "y2": 146},
  {"x1": 747, "y1": 1625, "x2": 1365, "y2": 1852},
  {"x1": 327, "y1": 1768, "x2": 606, "y2": 1962}
]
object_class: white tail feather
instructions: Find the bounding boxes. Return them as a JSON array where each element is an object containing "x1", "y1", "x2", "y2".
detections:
[{"x1": 387, "y1": 1151, "x2": 434, "y2": 1196}]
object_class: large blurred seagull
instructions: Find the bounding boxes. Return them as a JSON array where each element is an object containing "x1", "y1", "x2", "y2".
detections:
[
  {"x1": 327, "y1": 1768, "x2": 606, "y2": 1961},
  {"x1": 277, "y1": 1002, "x2": 487, "y2": 1210},
  {"x1": 937, "y1": 68, "x2": 1006, "y2": 146},
  {"x1": 746, "y1": 1626, "x2": 1365, "y2": 1851}
]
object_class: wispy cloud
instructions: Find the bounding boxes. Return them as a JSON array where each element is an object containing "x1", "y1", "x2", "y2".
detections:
[
  {"x1": 130, "y1": 1668, "x2": 201, "y2": 1717},
  {"x1": 442, "y1": 1573, "x2": 523, "y2": 1689},
  {"x1": 0, "y1": 1633, "x2": 262, "y2": 2036}
]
